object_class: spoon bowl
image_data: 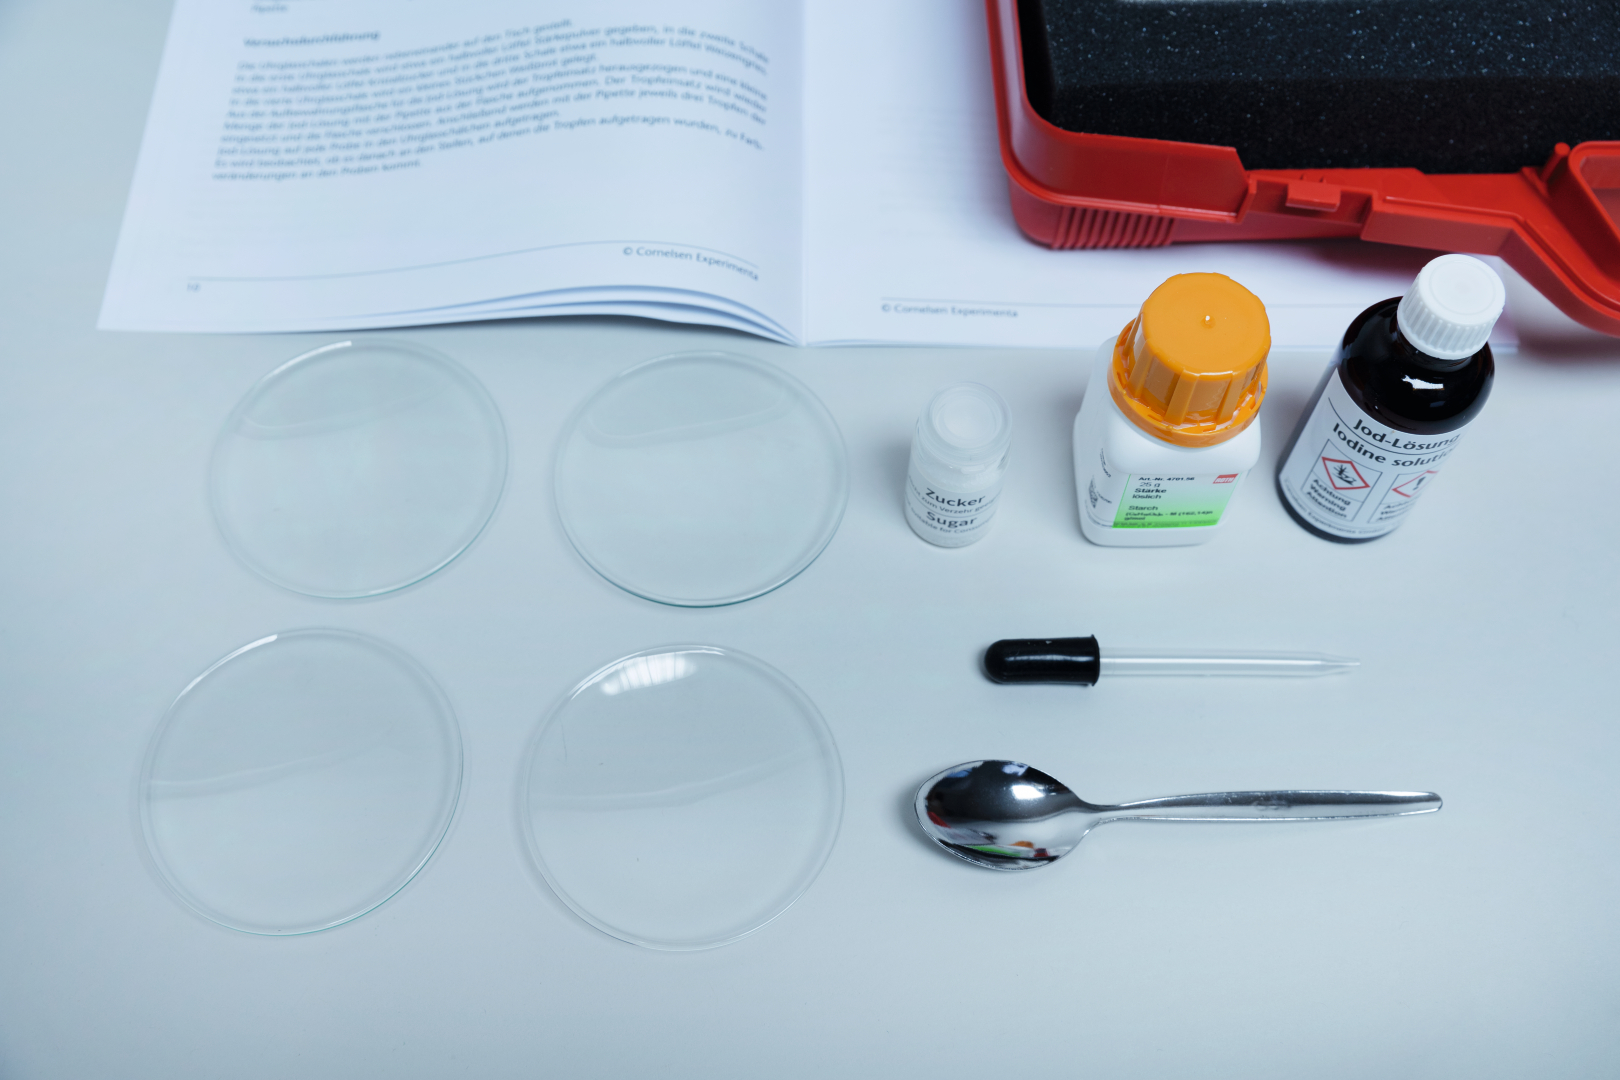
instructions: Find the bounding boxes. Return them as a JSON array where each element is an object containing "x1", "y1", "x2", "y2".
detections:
[{"x1": 915, "y1": 760, "x2": 1441, "y2": 870}]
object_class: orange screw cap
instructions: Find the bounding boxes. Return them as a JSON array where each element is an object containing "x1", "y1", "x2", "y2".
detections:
[{"x1": 1109, "y1": 273, "x2": 1270, "y2": 448}]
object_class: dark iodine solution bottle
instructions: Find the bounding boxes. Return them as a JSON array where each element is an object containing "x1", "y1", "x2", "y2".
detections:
[{"x1": 1276, "y1": 254, "x2": 1503, "y2": 543}]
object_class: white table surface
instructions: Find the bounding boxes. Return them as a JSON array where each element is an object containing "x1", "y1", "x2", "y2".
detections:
[{"x1": 4, "y1": 2, "x2": 1619, "y2": 1077}]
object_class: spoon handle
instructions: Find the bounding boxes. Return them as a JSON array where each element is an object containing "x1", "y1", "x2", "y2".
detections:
[{"x1": 1097, "y1": 790, "x2": 1441, "y2": 824}]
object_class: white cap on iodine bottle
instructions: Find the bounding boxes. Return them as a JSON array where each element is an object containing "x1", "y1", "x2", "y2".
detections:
[{"x1": 1396, "y1": 254, "x2": 1507, "y2": 361}]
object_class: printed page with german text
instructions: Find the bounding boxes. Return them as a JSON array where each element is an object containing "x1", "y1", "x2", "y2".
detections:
[{"x1": 101, "y1": 0, "x2": 803, "y2": 340}]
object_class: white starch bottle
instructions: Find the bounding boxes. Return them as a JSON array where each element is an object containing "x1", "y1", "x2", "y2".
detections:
[{"x1": 1073, "y1": 273, "x2": 1270, "y2": 547}]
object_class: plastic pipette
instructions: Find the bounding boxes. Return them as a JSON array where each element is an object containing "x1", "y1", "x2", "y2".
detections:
[{"x1": 983, "y1": 636, "x2": 1357, "y2": 686}]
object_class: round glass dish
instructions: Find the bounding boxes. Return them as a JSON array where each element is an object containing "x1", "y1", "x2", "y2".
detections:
[
  {"x1": 140, "y1": 629, "x2": 463, "y2": 935},
  {"x1": 211, "y1": 339, "x2": 507, "y2": 598},
  {"x1": 521, "y1": 646, "x2": 844, "y2": 950},
  {"x1": 554, "y1": 352, "x2": 848, "y2": 606}
]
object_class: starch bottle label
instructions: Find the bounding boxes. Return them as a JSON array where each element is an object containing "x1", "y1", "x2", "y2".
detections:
[
  {"x1": 1278, "y1": 368, "x2": 1463, "y2": 540},
  {"x1": 1082, "y1": 446, "x2": 1244, "y2": 530}
]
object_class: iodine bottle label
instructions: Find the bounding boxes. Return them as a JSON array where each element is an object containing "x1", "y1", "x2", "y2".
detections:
[
  {"x1": 1084, "y1": 448, "x2": 1244, "y2": 530},
  {"x1": 1278, "y1": 368, "x2": 1462, "y2": 540},
  {"x1": 905, "y1": 466, "x2": 1002, "y2": 547}
]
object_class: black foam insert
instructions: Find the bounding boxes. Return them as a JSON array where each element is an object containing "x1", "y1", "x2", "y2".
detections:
[{"x1": 1019, "y1": 0, "x2": 1620, "y2": 173}]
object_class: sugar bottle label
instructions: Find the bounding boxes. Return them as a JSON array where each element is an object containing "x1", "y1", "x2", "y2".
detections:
[
  {"x1": 1083, "y1": 448, "x2": 1243, "y2": 530},
  {"x1": 905, "y1": 465, "x2": 1002, "y2": 547},
  {"x1": 1278, "y1": 368, "x2": 1462, "y2": 540}
]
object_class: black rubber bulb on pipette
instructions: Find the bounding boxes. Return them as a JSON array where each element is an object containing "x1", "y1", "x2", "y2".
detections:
[{"x1": 983, "y1": 637, "x2": 1100, "y2": 685}]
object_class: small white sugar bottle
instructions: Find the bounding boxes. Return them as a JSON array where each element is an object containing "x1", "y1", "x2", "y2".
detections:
[
  {"x1": 1072, "y1": 272, "x2": 1271, "y2": 547},
  {"x1": 904, "y1": 383, "x2": 1012, "y2": 547}
]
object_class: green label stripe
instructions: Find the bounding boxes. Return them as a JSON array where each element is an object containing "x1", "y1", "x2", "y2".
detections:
[
  {"x1": 1113, "y1": 473, "x2": 1239, "y2": 529},
  {"x1": 968, "y1": 844, "x2": 1039, "y2": 858}
]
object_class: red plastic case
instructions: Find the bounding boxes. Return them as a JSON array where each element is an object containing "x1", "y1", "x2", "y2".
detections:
[{"x1": 988, "y1": 0, "x2": 1620, "y2": 337}]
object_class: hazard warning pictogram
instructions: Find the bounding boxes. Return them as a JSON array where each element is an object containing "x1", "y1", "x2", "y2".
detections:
[
  {"x1": 1391, "y1": 470, "x2": 1438, "y2": 498},
  {"x1": 1319, "y1": 456, "x2": 1371, "y2": 491}
]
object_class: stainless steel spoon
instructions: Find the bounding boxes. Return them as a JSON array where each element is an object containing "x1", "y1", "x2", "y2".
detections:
[{"x1": 915, "y1": 760, "x2": 1441, "y2": 871}]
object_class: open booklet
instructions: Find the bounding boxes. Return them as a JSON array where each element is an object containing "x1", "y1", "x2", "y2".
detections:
[{"x1": 102, "y1": 0, "x2": 1465, "y2": 349}]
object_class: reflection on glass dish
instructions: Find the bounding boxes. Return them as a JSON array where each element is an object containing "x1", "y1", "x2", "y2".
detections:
[
  {"x1": 139, "y1": 629, "x2": 463, "y2": 934},
  {"x1": 210, "y1": 338, "x2": 507, "y2": 598},
  {"x1": 521, "y1": 645, "x2": 844, "y2": 950},
  {"x1": 554, "y1": 351, "x2": 848, "y2": 607}
]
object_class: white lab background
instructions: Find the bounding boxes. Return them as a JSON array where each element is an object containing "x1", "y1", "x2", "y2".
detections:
[{"x1": 2, "y1": 2, "x2": 1618, "y2": 1078}]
